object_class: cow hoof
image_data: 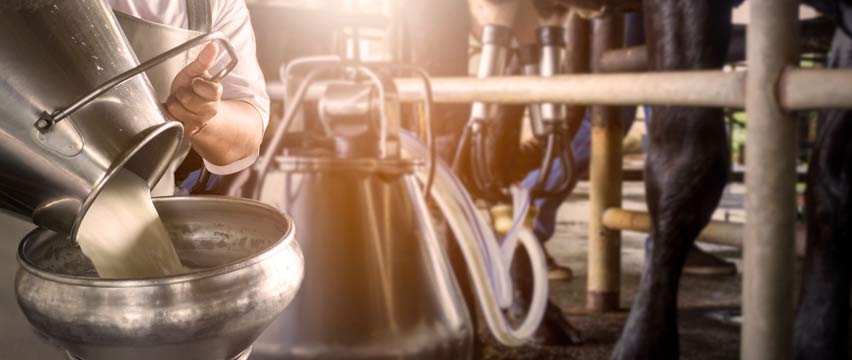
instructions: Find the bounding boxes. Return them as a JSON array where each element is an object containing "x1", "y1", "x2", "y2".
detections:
[{"x1": 528, "y1": 300, "x2": 584, "y2": 346}]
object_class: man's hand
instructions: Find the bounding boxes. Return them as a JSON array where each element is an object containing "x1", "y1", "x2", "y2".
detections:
[
  {"x1": 166, "y1": 42, "x2": 222, "y2": 136},
  {"x1": 164, "y1": 41, "x2": 263, "y2": 169}
]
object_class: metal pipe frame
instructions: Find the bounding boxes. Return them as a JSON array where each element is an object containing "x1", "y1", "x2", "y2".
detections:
[
  {"x1": 598, "y1": 45, "x2": 647, "y2": 73},
  {"x1": 743, "y1": 0, "x2": 799, "y2": 359},
  {"x1": 586, "y1": 15, "x2": 624, "y2": 313},
  {"x1": 563, "y1": 12, "x2": 592, "y2": 135},
  {"x1": 270, "y1": 68, "x2": 852, "y2": 110},
  {"x1": 377, "y1": 71, "x2": 746, "y2": 107},
  {"x1": 602, "y1": 208, "x2": 743, "y2": 248},
  {"x1": 391, "y1": 68, "x2": 852, "y2": 109},
  {"x1": 781, "y1": 68, "x2": 852, "y2": 109}
]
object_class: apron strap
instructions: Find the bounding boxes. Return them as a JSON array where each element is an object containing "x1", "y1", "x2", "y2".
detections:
[
  {"x1": 182, "y1": 0, "x2": 212, "y2": 194},
  {"x1": 186, "y1": 0, "x2": 212, "y2": 33}
]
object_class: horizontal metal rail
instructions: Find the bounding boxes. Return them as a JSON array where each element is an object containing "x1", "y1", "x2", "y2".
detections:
[
  {"x1": 269, "y1": 67, "x2": 852, "y2": 110},
  {"x1": 395, "y1": 71, "x2": 746, "y2": 107},
  {"x1": 781, "y1": 68, "x2": 852, "y2": 109},
  {"x1": 602, "y1": 208, "x2": 743, "y2": 248},
  {"x1": 598, "y1": 45, "x2": 647, "y2": 73}
]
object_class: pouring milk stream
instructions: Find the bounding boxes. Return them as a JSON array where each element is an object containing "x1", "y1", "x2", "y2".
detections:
[{"x1": 75, "y1": 169, "x2": 184, "y2": 278}]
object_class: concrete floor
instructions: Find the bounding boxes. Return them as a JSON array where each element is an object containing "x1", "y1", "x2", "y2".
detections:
[{"x1": 482, "y1": 179, "x2": 747, "y2": 359}]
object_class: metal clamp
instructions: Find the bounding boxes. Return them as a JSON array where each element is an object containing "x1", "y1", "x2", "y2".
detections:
[{"x1": 35, "y1": 32, "x2": 239, "y2": 133}]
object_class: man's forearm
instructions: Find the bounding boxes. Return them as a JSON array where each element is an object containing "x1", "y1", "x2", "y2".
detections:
[{"x1": 187, "y1": 100, "x2": 264, "y2": 167}]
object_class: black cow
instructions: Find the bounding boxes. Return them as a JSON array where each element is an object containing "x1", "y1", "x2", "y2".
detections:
[{"x1": 612, "y1": 1, "x2": 852, "y2": 359}]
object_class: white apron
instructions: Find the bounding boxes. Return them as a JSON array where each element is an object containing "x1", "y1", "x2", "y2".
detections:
[{"x1": 114, "y1": 0, "x2": 211, "y2": 196}]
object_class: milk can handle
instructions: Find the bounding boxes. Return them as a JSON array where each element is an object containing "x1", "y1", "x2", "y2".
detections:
[{"x1": 35, "y1": 32, "x2": 239, "y2": 133}]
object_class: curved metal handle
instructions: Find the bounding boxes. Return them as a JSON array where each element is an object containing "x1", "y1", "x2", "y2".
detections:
[
  {"x1": 353, "y1": 66, "x2": 401, "y2": 159},
  {"x1": 35, "y1": 31, "x2": 239, "y2": 132}
]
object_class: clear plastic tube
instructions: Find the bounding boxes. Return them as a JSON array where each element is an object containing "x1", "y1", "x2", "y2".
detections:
[
  {"x1": 499, "y1": 187, "x2": 531, "y2": 267},
  {"x1": 400, "y1": 131, "x2": 549, "y2": 346}
]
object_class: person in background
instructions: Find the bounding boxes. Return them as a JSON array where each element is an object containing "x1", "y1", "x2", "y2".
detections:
[{"x1": 107, "y1": 0, "x2": 270, "y2": 196}]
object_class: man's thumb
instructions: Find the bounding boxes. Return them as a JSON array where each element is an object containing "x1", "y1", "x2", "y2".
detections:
[{"x1": 187, "y1": 42, "x2": 219, "y2": 77}]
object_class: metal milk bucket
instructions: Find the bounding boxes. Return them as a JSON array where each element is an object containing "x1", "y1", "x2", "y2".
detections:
[
  {"x1": 0, "y1": 0, "x2": 237, "y2": 236},
  {"x1": 16, "y1": 197, "x2": 305, "y2": 360}
]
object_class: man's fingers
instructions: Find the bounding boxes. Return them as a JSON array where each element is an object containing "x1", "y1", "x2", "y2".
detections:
[
  {"x1": 166, "y1": 42, "x2": 221, "y2": 132},
  {"x1": 166, "y1": 95, "x2": 207, "y2": 126},
  {"x1": 191, "y1": 77, "x2": 223, "y2": 101},
  {"x1": 174, "y1": 87, "x2": 219, "y2": 117}
]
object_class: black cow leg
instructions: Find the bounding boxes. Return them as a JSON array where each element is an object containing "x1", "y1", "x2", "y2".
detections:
[
  {"x1": 613, "y1": 1, "x2": 733, "y2": 359},
  {"x1": 612, "y1": 106, "x2": 728, "y2": 360},
  {"x1": 794, "y1": 29, "x2": 852, "y2": 360}
]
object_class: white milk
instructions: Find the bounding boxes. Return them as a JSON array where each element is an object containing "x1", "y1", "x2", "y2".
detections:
[{"x1": 75, "y1": 169, "x2": 183, "y2": 278}]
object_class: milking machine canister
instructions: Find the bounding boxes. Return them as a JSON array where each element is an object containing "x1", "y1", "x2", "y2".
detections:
[
  {"x1": 244, "y1": 56, "x2": 552, "y2": 357},
  {"x1": 251, "y1": 64, "x2": 474, "y2": 359}
]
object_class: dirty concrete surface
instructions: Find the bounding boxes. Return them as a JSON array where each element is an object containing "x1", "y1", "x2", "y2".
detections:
[{"x1": 483, "y1": 173, "x2": 749, "y2": 360}]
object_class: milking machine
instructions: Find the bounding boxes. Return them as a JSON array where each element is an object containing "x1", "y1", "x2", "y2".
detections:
[
  {"x1": 529, "y1": 25, "x2": 576, "y2": 198},
  {"x1": 519, "y1": 44, "x2": 544, "y2": 136},
  {"x1": 456, "y1": 23, "x2": 574, "y2": 204},
  {"x1": 453, "y1": 24, "x2": 513, "y2": 201},
  {"x1": 248, "y1": 63, "x2": 473, "y2": 358},
  {"x1": 0, "y1": 2, "x2": 304, "y2": 359},
  {"x1": 236, "y1": 50, "x2": 553, "y2": 356}
]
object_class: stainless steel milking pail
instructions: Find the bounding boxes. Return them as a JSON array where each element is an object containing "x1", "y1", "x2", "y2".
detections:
[
  {"x1": 254, "y1": 156, "x2": 474, "y2": 359},
  {"x1": 246, "y1": 62, "x2": 473, "y2": 359},
  {"x1": 0, "y1": 0, "x2": 237, "y2": 237}
]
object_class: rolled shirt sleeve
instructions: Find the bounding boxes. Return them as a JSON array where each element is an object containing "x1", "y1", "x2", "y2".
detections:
[{"x1": 204, "y1": 0, "x2": 270, "y2": 175}]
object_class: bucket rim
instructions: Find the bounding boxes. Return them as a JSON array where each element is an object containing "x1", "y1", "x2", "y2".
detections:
[{"x1": 17, "y1": 196, "x2": 297, "y2": 288}]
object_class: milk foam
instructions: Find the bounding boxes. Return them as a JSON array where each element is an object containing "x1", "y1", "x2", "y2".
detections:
[{"x1": 75, "y1": 169, "x2": 183, "y2": 278}]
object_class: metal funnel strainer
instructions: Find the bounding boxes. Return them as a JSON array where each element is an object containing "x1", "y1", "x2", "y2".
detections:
[{"x1": 15, "y1": 197, "x2": 305, "y2": 360}]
